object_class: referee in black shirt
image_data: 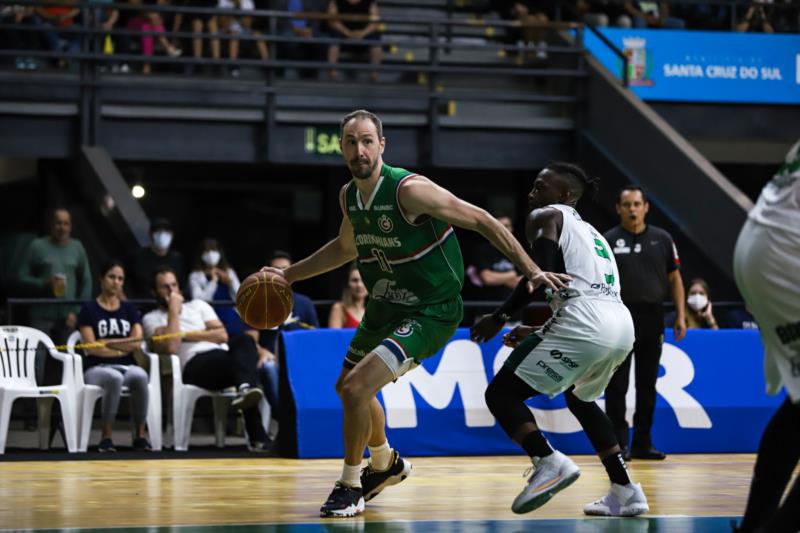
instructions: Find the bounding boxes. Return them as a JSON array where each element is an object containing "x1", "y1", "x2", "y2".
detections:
[{"x1": 603, "y1": 185, "x2": 687, "y2": 460}]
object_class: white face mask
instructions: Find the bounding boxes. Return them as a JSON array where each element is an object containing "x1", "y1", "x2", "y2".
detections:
[
  {"x1": 152, "y1": 231, "x2": 173, "y2": 251},
  {"x1": 687, "y1": 293, "x2": 708, "y2": 311},
  {"x1": 202, "y1": 250, "x2": 221, "y2": 267}
]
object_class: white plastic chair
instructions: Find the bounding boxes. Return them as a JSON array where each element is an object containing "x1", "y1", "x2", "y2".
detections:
[
  {"x1": 169, "y1": 354, "x2": 270, "y2": 451},
  {"x1": 66, "y1": 331, "x2": 162, "y2": 451},
  {"x1": 0, "y1": 325, "x2": 78, "y2": 454}
]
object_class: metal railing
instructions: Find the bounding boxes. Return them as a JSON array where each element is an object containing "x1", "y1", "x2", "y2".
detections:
[
  {"x1": 4, "y1": 297, "x2": 749, "y2": 327},
  {"x1": 0, "y1": 0, "x2": 589, "y2": 155}
]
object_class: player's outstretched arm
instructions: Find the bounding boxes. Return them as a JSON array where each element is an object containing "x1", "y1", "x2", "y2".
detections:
[
  {"x1": 399, "y1": 177, "x2": 569, "y2": 290},
  {"x1": 470, "y1": 207, "x2": 568, "y2": 343},
  {"x1": 399, "y1": 177, "x2": 535, "y2": 275}
]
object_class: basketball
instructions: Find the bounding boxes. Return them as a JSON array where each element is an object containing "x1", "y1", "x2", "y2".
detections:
[{"x1": 235, "y1": 271, "x2": 293, "y2": 330}]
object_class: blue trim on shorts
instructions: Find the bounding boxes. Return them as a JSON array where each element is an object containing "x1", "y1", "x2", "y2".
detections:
[{"x1": 381, "y1": 339, "x2": 406, "y2": 365}]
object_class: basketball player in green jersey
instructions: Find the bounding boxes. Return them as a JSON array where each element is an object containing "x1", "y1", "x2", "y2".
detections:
[{"x1": 262, "y1": 109, "x2": 570, "y2": 517}]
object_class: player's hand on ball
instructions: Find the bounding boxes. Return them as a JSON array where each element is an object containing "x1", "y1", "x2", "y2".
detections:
[
  {"x1": 260, "y1": 266, "x2": 292, "y2": 283},
  {"x1": 503, "y1": 325, "x2": 534, "y2": 347}
]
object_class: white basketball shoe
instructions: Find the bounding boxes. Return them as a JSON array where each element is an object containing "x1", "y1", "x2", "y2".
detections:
[
  {"x1": 511, "y1": 450, "x2": 581, "y2": 514},
  {"x1": 584, "y1": 482, "x2": 650, "y2": 517}
]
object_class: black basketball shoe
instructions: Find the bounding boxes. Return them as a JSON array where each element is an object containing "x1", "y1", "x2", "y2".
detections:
[
  {"x1": 320, "y1": 482, "x2": 365, "y2": 517},
  {"x1": 360, "y1": 450, "x2": 413, "y2": 502}
]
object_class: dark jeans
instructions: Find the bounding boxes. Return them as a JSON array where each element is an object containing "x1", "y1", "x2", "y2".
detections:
[
  {"x1": 182, "y1": 334, "x2": 266, "y2": 441},
  {"x1": 604, "y1": 303, "x2": 664, "y2": 449}
]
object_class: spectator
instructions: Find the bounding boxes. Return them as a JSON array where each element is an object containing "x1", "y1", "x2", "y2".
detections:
[
  {"x1": 172, "y1": 0, "x2": 221, "y2": 74},
  {"x1": 623, "y1": 1, "x2": 685, "y2": 29},
  {"x1": 469, "y1": 213, "x2": 522, "y2": 302},
  {"x1": 603, "y1": 185, "x2": 686, "y2": 461},
  {"x1": 87, "y1": 0, "x2": 120, "y2": 70},
  {"x1": 122, "y1": 0, "x2": 182, "y2": 74},
  {"x1": 77, "y1": 260, "x2": 151, "y2": 452},
  {"x1": 272, "y1": 0, "x2": 327, "y2": 77},
  {"x1": 736, "y1": 1, "x2": 775, "y2": 33},
  {"x1": 218, "y1": 0, "x2": 268, "y2": 77},
  {"x1": 129, "y1": 217, "x2": 185, "y2": 298},
  {"x1": 325, "y1": 0, "x2": 381, "y2": 81},
  {"x1": 490, "y1": 0, "x2": 552, "y2": 61},
  {"x1": 575, "y1": 0, "x2": 631, "y2": 27},
  {"x1": 1, "y1": 5, "x2": 43, "y2": 70},
  {"x1": 328, "y1": 262, "x2": 366, "y2": 328},
  {"x1": 188, "y1": 238, "x2": 244, "y2": 335},
  {"x1": 14, "y1": 207, "x2": 92, "y2": 344},
  {"x1": 665, "y1": 278, "x2": 719, "y2": 330},
  {"x1": 37, "y1": 0, "x2": 81, "y2": 68},
  {"x1": 142, "y1": 266, "x2": 271, "y2": 451}
]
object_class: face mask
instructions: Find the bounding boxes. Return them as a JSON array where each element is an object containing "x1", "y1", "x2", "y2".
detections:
[
  {"x1": 202, "y1": 250, "x2": 221, "y2": 267},
  {"x1": 152, "y1": 231, "x2": 172, "y2": 251},
  {"x1": 687, "y1": 293, "x2": 708, "y2": 311}
]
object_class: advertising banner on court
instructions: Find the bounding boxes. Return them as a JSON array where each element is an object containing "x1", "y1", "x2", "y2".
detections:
[
  {"x1": 283, "y1": 328, "x2": 783, "y2": 458},
  {"x1": 584, "y1": 28, "x2": 800, "y2": 104}
]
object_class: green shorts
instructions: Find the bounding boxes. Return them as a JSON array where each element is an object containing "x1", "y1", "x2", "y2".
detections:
[{"x1": 344, "y1": 296, "x2": 463, "y2": 378}]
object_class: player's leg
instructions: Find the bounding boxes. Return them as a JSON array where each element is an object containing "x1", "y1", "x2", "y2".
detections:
[
  {"x1": 321, "y1": 357, "x2": 395, "y2": 518},
  {"x1": 340, "y1": 354, "x2": 396, "y2": 469},
  {"x1": 360, "y1": 299, "x2": 462, "y2": 502},
  {"x1": 486, "y1": 334, "x2": 581, "y2": 514},
  {"x1": 737, "y1": 398, "x2": 800, "y2": 533},
  {"x1": 564, "y1": 389, "x2": 648, "y2": 517}
]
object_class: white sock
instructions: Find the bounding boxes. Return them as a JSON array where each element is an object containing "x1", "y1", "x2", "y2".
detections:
[
  {"x1": 368, "y1": 442, "x2": 393, "y2": 471},
  {"x1": 340, "y1": 463, "x2": 362, "y2": 488}
]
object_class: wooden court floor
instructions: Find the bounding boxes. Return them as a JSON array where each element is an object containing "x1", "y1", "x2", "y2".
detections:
[{"x1": 0, "y1": 454, "x2": 758, "y2": 531}]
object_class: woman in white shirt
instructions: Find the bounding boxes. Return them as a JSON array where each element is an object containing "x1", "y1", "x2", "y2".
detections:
[{"x1": 189, "y1": 238, "x2": 243, "y2": 334}]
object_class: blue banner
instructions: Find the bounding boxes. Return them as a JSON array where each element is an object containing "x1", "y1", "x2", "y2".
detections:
[
  {"x1": 584, "y1": 28, "x2": 800, "y2": 104},
  {"x1": 283, "y1": 328, "x2": 783, "y2": 458}
]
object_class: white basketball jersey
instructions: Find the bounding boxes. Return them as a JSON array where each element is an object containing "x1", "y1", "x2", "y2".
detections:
[
  {"x1": 547, "y1": 204, "x2": 623, "y2": 306},
  {"x1": 749, "y1": 139, "x2": 800, "y2": 239}
]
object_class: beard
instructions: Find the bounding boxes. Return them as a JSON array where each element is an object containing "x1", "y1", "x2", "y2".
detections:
[{"x1": 350, "y1": 157, "x2": 378, "y2": 180}]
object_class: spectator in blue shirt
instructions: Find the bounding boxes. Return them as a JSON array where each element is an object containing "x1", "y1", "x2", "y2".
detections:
[{"x1": 272, "y1": 0, "x2": 327, "y2": 77}]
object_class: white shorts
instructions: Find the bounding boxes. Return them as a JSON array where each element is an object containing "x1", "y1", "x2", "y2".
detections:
[
  {"x1": 734, "y1": 219, "x2": 800, "y2": 402},
  {"x1": 506, "y1": 298, "x2": 634, "y2": 402}
]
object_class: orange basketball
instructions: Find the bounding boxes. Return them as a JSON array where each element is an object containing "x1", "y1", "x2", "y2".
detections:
[{"x1": 236, "y1": 271, "x2": 293, "y2": 330}]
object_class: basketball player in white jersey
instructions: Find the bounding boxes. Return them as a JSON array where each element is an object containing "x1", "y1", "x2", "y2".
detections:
[
  {"x1": 471, "y1": 162, "x2": 649, "y2": 516},
  {"x1": 733, "y1": 140, "x2": 800, "y2": 533}
]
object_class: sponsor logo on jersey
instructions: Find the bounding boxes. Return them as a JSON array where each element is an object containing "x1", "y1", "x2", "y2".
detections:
[
  {"x1": 394, "y1": 320, "x2": 420, "y2": 338},
  {"x1": 373, "y1": 279, "x2": 420, "y2": 305},
  {"x1": 614, "y1": 238, "x2": 631, "y2": 254},
  {"x1": 550, "y1": 349, "x2": 579, "y2": 369},
  {"x1": 537, "y1": 360, "x2": 563, "y2": 382},
  {"x1": 378, "y1": 214, "x2": 394, "y2": 233},
  {"x1": 590, "y1": 282, "x2": 620, "y2": 299},
  {"x1": 355, "y1": 234, "x2": 402, "y2": 248},
  {"x1": 373, "y1": 204, "x2": 394, "y2": 211},
  {"x1": 776, "y1": 320, "x2": 800, "y2": 345}
]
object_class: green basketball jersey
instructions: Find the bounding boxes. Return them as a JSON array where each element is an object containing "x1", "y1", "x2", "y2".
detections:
[{"x1": 345, "y1": 163, "x2": 464, "y2": 306}]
